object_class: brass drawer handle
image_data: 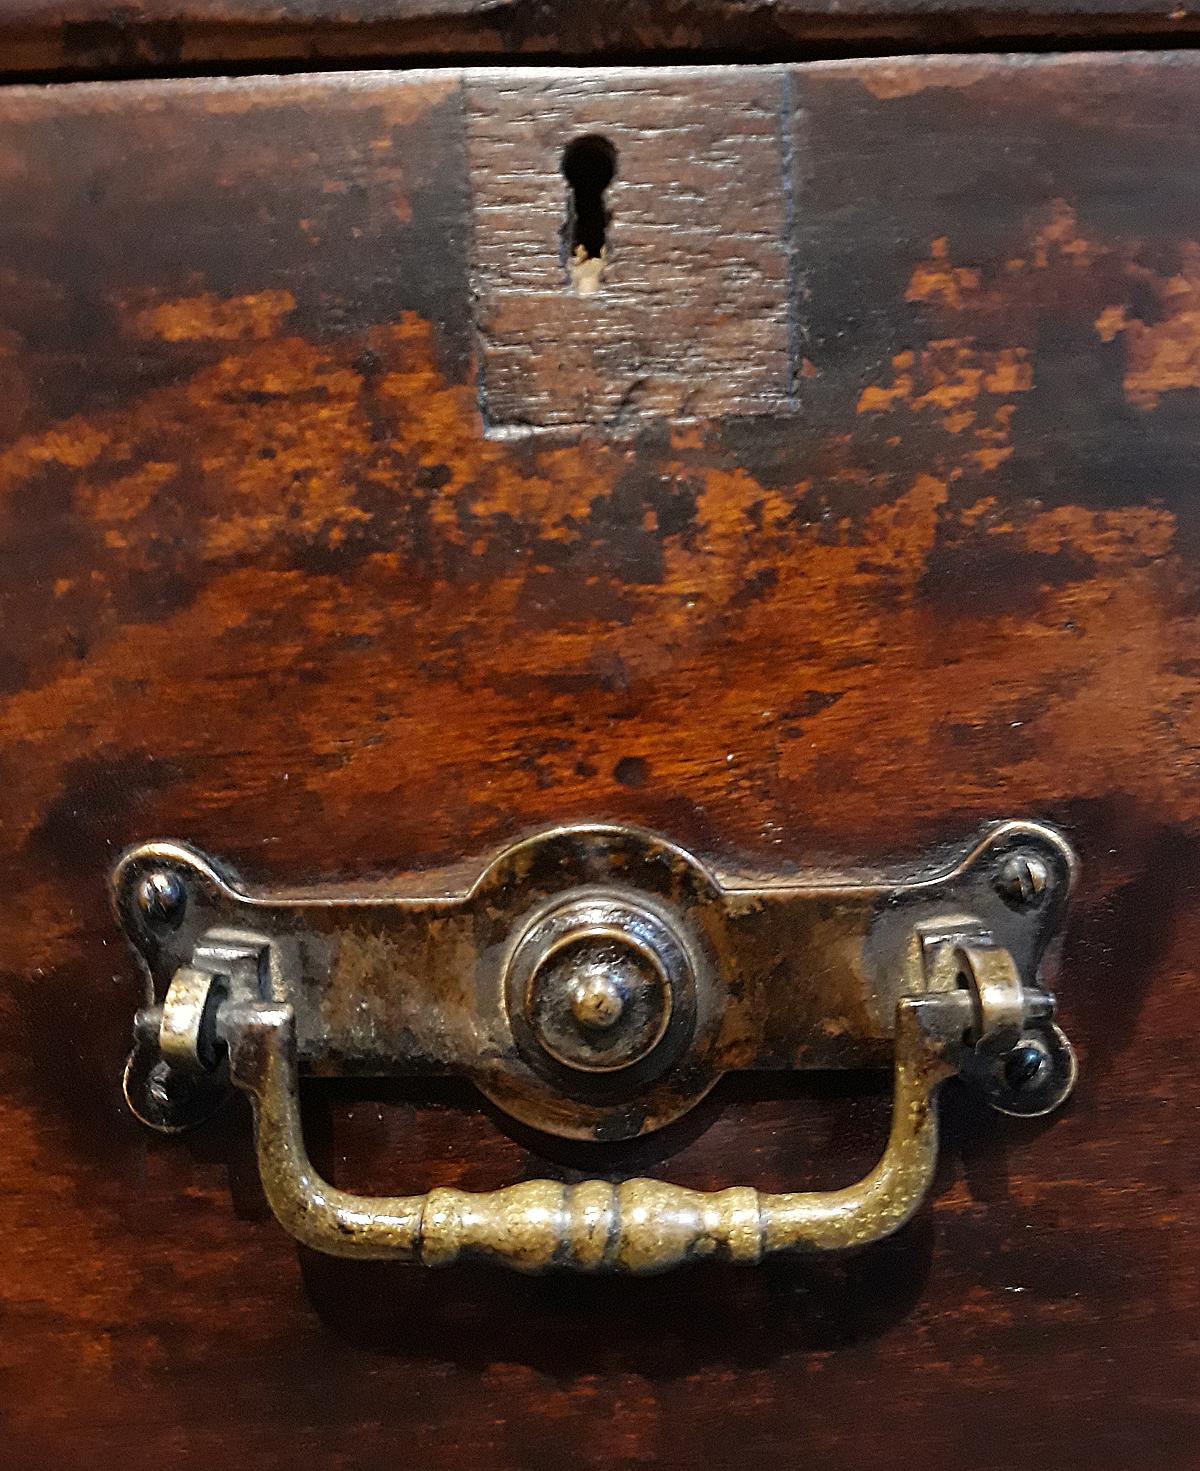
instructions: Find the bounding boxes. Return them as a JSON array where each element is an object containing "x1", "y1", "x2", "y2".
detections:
[
  {"x1": 119, "y1": 823, "x2": 1077, "y2": 1273},
  {"x1": 225, "y1": 980, "x2": 1056, "y2": 1271}
]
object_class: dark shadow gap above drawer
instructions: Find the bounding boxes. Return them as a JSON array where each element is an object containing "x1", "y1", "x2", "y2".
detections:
[{"x1": 7, "y1": 0, "x2": 1200, "y2": 83}]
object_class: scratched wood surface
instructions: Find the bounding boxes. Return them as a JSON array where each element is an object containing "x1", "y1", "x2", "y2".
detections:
[
  {"x1": 0, "y1": 57, "x2": 1198, "y2": 1471},
  {"x1": 469, "y1": 70, "x2": 793, "y2": 427},
  {"x1": 5, "y1": 0, "x2": 1200, "y2": 75}
]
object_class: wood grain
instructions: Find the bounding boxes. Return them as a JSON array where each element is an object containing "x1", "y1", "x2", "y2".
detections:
[
  {"x1": 6, "y1": 0, "x2": 1200, "y2": 76},
  {"x1": 468, "y1": 69, "x2": 792, "y2": 428},
  {"x1": 0, "y1": 57, "x2": 1198, "y2": 1471}
]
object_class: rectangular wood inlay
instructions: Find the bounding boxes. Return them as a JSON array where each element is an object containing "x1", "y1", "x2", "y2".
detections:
[{"x1": 466, "y1": 69, "x2": 795, "y2": 432}]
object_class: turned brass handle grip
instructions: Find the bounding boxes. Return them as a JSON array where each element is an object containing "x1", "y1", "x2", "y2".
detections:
[{"x1": 226, "y1": 993, "x2": 966, "y2": 1273}]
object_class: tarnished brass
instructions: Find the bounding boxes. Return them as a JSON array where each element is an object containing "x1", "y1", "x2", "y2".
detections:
[
  {"x1": 509, "y1": 892, "x2": 689, "y2": 1075},
  {"x1": 118, "y1": 821, "x2": 1078, "y2": 1270},
  {"x1": 223, "y1": 993, "x2": 963, "y2": 1270}
]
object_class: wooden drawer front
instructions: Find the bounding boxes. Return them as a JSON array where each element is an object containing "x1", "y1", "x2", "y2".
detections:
[{"x1": 0, "y1": 57, "x2": 1197, "y2": 1471}]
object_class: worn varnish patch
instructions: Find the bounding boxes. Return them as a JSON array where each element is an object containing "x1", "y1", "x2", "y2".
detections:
[{"x1": 466, "y1": 70, "x2": 794, "y2": 432}]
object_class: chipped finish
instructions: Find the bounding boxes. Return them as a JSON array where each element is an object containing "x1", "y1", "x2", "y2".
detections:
[{"x1": 0, "y1": 51, "x2": 1199, "y2": 1470}]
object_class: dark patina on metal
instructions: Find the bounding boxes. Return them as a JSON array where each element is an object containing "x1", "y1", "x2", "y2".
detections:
[
  {"x1": 118, "y1": 820, "x2": 1076, "y2": 1140},
  {"x1": 114, "y1": 822, "x2": 1078, "y2": 1270}
]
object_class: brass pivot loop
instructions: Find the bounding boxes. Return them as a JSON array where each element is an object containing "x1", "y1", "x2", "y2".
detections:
[
  {"x1": 917, "y1": 919, "x2": 1075, "y2": 1117},
  {"x1": 123, "y1": 930, "x2": 271, "y2": 1132}
]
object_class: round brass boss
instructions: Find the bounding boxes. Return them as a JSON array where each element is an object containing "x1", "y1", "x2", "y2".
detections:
[{"x1": 506, "y1": 893, "x2": 695, "y2": 1077}]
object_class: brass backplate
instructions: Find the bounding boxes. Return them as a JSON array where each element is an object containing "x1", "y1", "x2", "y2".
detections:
[{"x1": 115, "y1": 821, "x2": 1074, "y2": 1141}]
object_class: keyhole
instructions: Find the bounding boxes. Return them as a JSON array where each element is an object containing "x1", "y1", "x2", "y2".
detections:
[{"x1": 562, "y1": 135, "x2": 617, "y2": 295}]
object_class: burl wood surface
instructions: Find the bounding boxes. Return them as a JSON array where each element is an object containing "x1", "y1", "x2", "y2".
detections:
[{"x1": 0, "y1": 56, "x2": 1198, "y2": 1470}]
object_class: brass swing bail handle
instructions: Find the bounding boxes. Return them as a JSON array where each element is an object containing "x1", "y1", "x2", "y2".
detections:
[
  {"x1": 207, "y1": 940, "x2": 1070, "y2": 1274},
  {"x1": 121, "y1": 822, "x2": 1078, "y2": 1272}
]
